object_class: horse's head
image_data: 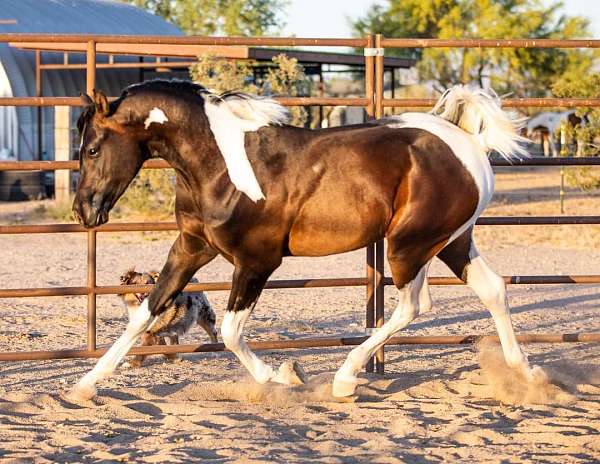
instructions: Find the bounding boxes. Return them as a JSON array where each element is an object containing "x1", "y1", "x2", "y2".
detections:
[{"x1": 73, "y1": 90, "x2": 150, "y2": 228}]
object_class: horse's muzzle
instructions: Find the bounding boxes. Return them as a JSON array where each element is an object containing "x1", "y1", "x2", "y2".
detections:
[{"x1": 72, "y1": 198, "x2": 109, "y2": 228}]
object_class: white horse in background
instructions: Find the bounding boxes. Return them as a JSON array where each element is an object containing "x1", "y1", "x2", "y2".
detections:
[{"x1": 526, "y1": 110, "x2": 586, "y2": 157}]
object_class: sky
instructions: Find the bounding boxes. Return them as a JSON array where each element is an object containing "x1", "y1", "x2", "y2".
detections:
[{"x1": 283, "y1": 0, "x2": 600, "y2": 38}]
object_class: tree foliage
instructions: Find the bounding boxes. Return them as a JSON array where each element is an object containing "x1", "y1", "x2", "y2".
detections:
[
  {"x1": 190, "y1": 53, "x2": 309, "y2": 126},
  {"x1": 552, "y1": 73, "x2": 600, "y2": 190},
  {"x1": 352, "y1": 0, "x2": 593, "y2": 96},
  {"x1": 124, "y1": 0, "x2": 289, "y2": 35}
]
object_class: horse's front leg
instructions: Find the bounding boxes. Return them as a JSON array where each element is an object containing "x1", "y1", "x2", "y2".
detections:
[
  {"x1": 221, "y1": 263, "x2": 305, "y2": 386},
  {"x1": 67, "y1": 233, "x2": 217, "y2": 401}
]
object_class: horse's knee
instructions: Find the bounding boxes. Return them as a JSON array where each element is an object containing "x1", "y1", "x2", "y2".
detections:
[
  {"x1": 466, "y1": 257, "x2": 506, "y2": 310},
  {"x1": 389, "y1": 304, "x2": 419, "y2": 329}
]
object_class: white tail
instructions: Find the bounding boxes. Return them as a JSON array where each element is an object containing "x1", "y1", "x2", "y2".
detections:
[{"x1": 431, "y1": 85, "x2": 529, "y2": 159}]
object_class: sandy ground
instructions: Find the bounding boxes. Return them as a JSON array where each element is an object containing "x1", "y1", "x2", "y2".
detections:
[{"x1": 0, "y1": 168, "x2": 598, "y2": 462}]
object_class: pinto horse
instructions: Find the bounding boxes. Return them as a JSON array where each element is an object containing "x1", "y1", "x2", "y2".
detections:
[{"x1": 69, "y1": 80, "x2": 536, "y2": 401}]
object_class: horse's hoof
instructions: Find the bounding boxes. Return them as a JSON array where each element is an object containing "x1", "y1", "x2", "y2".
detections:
[
  {"x1": 65, "y1": 382, "x2": 96, "y2": 402},
  {"x1": 332, "y1": 377, "x2": 358, "y2": 398},
  {"x1": 528, "y1": 364, "x2": 548, "y2": 383},
  {"x1": 274, "y1": 361, "x2": 307, "y2": 386}
]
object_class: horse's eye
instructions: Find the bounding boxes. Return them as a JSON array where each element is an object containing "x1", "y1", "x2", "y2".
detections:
[{"x1": 89, "y1": 147, "x2": 99, "y2": 158}]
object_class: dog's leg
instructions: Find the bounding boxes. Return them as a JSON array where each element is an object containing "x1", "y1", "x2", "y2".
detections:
[
  {"x1": 164, "y1": 335, "x2": 179, "y2": 362},
  {"x1": 69, "y1": 234, "x2": 217, "y2": 400},
  {"x1": 126, "y1": 332, "x2": 155, "y2": 368}
]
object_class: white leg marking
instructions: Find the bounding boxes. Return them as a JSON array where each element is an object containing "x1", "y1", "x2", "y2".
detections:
[
  {"x1": 221, "y1": 309, "x2": 277, "y2": 384},
  {"x1": 221, "y1": 309, "x2": 305, "y2": 386},
  {"x1": 466, "y1": 245, "x2": 531, "y2": 372},
  {"x1": 333, "y1": 266, "x2": 428, "y2": 397},
  {"x1": 418, "y1": 262, "x2": 432, "y2": 313},
  {"x1": 68, "y1": 300, "x2": 156, "y2": 401}
]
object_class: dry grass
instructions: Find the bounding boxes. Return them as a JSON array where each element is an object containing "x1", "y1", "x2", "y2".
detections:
[{"x1": 475, "y1": 167, "x2": 600, "y2": 250}]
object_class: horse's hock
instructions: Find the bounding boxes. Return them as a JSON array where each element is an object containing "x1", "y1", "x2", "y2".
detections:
[{"x1": 0, "y1": 33, "x2": 599, "y2": 367}]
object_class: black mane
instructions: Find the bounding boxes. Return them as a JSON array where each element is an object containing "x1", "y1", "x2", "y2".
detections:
[
  {"x1": 77, "y1": 79, "x2": 208, "y2": 134},
  {"x1": 122, "y1": 79, "x2": 208, "y2": 100}
]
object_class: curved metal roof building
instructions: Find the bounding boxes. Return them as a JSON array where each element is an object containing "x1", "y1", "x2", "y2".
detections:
[{"x1": 0, "y1": 0, "x2": 181, "y2": 161}]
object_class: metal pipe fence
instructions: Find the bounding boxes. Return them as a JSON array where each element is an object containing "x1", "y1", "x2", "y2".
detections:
[{"x1": 0, "y1": 34, "x2": 598, "y2": 366}]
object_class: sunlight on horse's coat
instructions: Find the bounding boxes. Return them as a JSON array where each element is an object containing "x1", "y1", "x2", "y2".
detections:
[
  {"x1": 203, "y1": 92, "x2": 289, "y2": 202},
  {"x1": 144, "y1": 107, "x2": 169, "y2": 130}
]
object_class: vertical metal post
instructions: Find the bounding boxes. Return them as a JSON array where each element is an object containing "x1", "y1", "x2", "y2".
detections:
[
  {"x1": 560, "y1": 125, "x2": 566, "y2": 214},
  {"x1": 35, "y1": 50, "x2": 42, "y2": 161},
  {"x1": 86, "y1": 40, "x2": 97, "y2": 352},
  {"x1": 374, "y1": 34, "x2": 386, "y2": 374},
  {"x1": 364, "y1": 34, "x2": 376, "y2": 373},
  {"x1": 318, "y1": 64, "x2": 324, "y2": 127}
]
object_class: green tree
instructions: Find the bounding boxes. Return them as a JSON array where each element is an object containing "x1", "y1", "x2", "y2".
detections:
[
  {"x1": 351, "y1": 0, "x2": 592, "y2": 96},
  {"x1": 124, "y1": 0, "x2": 289, "y2": 35},
  {"x1": 552, "y1": 73, "x2": 600, "y2": 190},
  {"x1": 190, "y1": 53, "x2": 309, "y2": 126}
]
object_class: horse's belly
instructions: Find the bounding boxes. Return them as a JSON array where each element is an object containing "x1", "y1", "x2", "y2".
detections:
[{"x1": 287, "y1": 199, "x2": 386, "y2": 256}]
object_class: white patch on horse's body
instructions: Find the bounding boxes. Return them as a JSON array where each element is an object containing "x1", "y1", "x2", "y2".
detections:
[
  {"x1": 386, "y1": 113, "x2": 494, "y2": 242},
  {"x1": 386, "y1": 85, "x2": 526, "y2": 243},
  {"x1": 144, "y1": 107, "x2": 169, "y2": 130},
  {"x1": 203, "y1": 92, "x2": 289, "y2": 202}
]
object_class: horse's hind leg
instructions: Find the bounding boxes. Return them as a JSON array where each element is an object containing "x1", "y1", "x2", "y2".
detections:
[
  {"x1": 438, "y1": 231, "x2": 533, "y2": 376},
  {"x1": 333, "y1": 248, "x2": 430, "y2": 397}
]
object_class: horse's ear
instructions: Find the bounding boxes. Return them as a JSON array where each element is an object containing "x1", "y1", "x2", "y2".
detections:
[
  {"x1": 80, "y1": 92, "x2": 93, "y2": 107},
  {"x1": 93, "y1": 89, "x2": 110, "y2": 116}
]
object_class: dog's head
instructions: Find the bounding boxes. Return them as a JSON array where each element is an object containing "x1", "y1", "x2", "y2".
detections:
[{"x1": 119, "y1": 268, "x2": 159, "y2": 306}]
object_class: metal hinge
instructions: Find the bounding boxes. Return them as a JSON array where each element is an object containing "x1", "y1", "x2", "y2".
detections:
[{"x1": 364, "y1": 47, "x2": 384, "y2": 57}]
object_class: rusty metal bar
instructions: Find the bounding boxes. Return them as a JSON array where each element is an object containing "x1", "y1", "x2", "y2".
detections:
[
  {"x1": 1, "y1": 274, "x2": 598, "y2": 300},
  {"x1": 0, "y1": 34, "x2": 368, "y2": 47},
  {"x1": 0, "y1": 97, "x2": 83, "y2": 106},
  {"x1": 365, "y1": 34, "x2": 376, "y2": 374},
  {"x1": 279, "y1": 97, "x2": 370, "y2": 107},
  {"x1": 492, "y1": 157, "x2": 600, "y2": 166},
  {"x1": 2, "y1": 156, "x2": 600, "y2": 173},
  {"x1": 0, "y1": 332, "x2": 598, "y2": 362},
  {"x1": 87, "y1": 230, "x2": 97, "y2": 351},
  {"x1": 86, "y1": 40, "x2": 97, "y2": 352},
  {"x1": 365, "y1": 245, "x2": 375, "y2": 373},
  {"x1": 35, "y1": 50, "x2": 42, "y2": 161},
  {"x1": 4, "y1": 95, "x2": 600, "y2": 110},
  {"x1": 0, "y1": 96, "x2": 370, "y2": 108},
  {"x1": 383, "y1": 98, "x2": 600, "y2": 108},
  {"x1": 40, "y1": 61, "x2": 198, "y2": 70},
  {"x1": 476, "y1": 216, "x2": 600, "y2": 225},
  {"x1": 1, "y1": 216, "x2": 600, "y2": 235},
  {"x1": 374, "y1": 34, "x2": 386, "y2": 374},
  {"x1": 5, "y1": 96, "x2": 600, "y2": 109},
  {"x1": 381, "y1": 38, "x2": 600, "y2": 48}
]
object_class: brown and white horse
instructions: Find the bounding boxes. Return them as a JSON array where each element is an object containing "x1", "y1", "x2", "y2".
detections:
[{"x1": 69, "y1": 80, "x2": 537, "y2": 401}]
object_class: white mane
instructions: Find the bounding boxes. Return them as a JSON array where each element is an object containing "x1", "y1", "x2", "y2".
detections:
[
  {"x1": 203, "y1": 91, "x2": 290, "y2": 202},
  {"x1": 209, "y1": 92, "x2": 290, "y2": 128}
]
